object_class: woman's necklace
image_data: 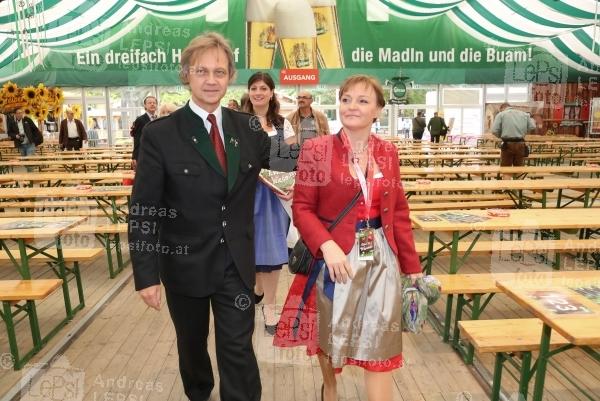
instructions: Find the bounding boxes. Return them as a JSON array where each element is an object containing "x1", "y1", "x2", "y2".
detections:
[
  {"x1": 257, "y1": 114, "x2": 270, "y2": 130},
  {"x1": 351, "y1": 142, "x2": 369, "y2": 163}
]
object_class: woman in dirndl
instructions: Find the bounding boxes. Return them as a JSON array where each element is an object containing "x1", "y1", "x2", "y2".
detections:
[
  {"x1": 244, "y1": 71, "x2": 296, "y2": 335},
  {"x1": 274, "y1": 75, "x2": 423, "y2": 401}
]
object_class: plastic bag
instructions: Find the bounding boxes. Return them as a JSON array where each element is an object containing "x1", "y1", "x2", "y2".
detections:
[{"x1": 401, "y1": 275, "x2": 442, "y2": 333}]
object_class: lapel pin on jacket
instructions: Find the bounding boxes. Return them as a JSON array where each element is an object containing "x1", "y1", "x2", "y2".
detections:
[{"x1": 230, "y1": 137, "x2": 239, "y2": 147}]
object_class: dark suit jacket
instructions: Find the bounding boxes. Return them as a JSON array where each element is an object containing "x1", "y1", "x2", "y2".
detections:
[
  {"x1": 131, "y1": 113, "x2": 151, "y2": 161},
  {"x1": 427, "y1": 116, "x2": 448, "y2": 136},
  {"x1": 129, "y1": 103, "x2": 297, "y2": 297},
  {"x1": 58, "y1": 118, "x2": 87, "y2": 147},
  {"x1": 6, "y1": 115, "x2": 42, "y2": 147}
]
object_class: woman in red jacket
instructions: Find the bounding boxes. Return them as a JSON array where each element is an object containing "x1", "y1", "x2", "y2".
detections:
[{"x1": 274, "y1": 75, "x2": 423, "y2": 401}]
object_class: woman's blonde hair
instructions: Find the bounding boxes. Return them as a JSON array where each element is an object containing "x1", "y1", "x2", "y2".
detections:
[
  {"x1": 158, "y1": 103, "x2": 178, "y2": 117},
  {"x1": 338, "y1": 75, "x2": 386, "y2": 108},
  {"x1": 179, "y1": 32, "x2": 237, "y2": 84}
]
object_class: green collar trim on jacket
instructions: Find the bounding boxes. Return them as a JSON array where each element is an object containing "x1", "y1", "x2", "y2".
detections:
[{"x1": 185, "y1": 106, "x2": 225, "y2": 177}]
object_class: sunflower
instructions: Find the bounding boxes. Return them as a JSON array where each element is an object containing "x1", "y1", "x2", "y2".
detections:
[
  {"x1": 23, "y1": 86, "x2": 37, "y2": 103},
  {"x1": 2, "y1": 81, "x2": 17, "y2": 95},
  {"x1": 33, "y1": 110, "x2": 43, "y2": 120},
  {"x1": 23, "y1": 107, "x2": 32, "y2": 116},
  {"x1": 36, "y1": 85, "x2": 48, "y2": 100},
  {"x1": 29, "y1": 99, "x2": 42, "y2": 113},
  {"x1": 70, "y1": 104, "x2": 82, "y2": 119},
  {"x1": 54, "y1": 88, "x2": 63, "y2": 102}
]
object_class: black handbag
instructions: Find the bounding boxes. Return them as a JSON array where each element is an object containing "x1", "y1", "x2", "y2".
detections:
[{"x1": 288, "y1": 190, "x2": 362, "y2": 275}]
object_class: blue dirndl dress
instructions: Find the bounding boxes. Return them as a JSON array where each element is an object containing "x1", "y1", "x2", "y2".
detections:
[{"x1": 254, "y1": 126, "x2": 291, "y2": 272}]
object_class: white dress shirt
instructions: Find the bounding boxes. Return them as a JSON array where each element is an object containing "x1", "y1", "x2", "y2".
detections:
[
  {"x1": 188, "y1": 100, "x2": 225, "y2": 146},
  {"x1": 67, "y1": 119, "x2": 79, "y2": 138}
]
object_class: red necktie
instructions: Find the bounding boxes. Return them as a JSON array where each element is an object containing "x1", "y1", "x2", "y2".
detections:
[{"x1": 207, "y1": 113, "x2": 227, "y2": 174}]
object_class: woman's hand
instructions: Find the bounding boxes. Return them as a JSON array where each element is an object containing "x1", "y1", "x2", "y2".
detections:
[
  {"x1": 275, "y1": 189, "x2": 293, "y2": 201},
  {"x1": 320, "y1": 240, "x2": 354, "y2": 284}
]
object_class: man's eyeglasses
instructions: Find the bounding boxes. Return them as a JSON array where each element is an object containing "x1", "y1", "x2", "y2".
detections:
[
  {"x1": 296, "y1": 96, "x2": 312, "y2": 100},
  {"x1": 187, "y1": 67, "x2": 228, "y2": 79}
]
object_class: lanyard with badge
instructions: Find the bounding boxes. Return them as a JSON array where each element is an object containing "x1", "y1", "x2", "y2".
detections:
[{"x1": 348, "y1": 135, "x2": 375, "y2": 261}]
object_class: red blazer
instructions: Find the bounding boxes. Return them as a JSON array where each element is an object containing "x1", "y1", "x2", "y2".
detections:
[{"x1": 292, "y1": 133, "x2": 421, "y2": 274}]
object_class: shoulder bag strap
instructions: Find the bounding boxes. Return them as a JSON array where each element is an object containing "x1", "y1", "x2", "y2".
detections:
[{"x1": 328, "y1": 190, "x2": 362, "y2": 232}]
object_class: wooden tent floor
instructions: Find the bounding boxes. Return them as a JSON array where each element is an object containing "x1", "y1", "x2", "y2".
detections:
[{"x1": 0, "y1": 231, "x2": 598, "y2": 400}]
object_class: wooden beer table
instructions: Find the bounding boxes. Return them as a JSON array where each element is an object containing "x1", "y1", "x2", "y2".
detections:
[
  {"x1": 403, "y1": 178, "x2": 600, "y2": 208},
  {"x1": 410, "y1": 208, "x2": 600, "y2": 275},
  {"x1": 0, "y1": 186, "x2": 131, "y2": 222},
  {"x1": 496, "y1": 274, "x2": 600, "y2": 401}
]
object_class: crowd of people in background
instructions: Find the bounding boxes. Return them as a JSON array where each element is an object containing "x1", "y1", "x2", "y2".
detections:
[{"x1": 3, "y1": 82, "x2": 452, "y2": 163}]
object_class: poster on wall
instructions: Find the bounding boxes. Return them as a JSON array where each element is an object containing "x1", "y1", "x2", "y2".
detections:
[
  {"x1": 0, "y1": 113, "x2": 6, "y2": 139},
  {"x1": 588, "y1": 98, "x2": 600, "y2": 138}
]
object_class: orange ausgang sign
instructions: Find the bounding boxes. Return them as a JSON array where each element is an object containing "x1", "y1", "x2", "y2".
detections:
[{"x1": 280, "y1": 69, "x2": 319, "y2": 85}]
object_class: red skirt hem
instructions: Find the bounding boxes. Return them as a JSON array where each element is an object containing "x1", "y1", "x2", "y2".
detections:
[{"x1": 317, "y1": 349, "x2": 403, "y2": 373}]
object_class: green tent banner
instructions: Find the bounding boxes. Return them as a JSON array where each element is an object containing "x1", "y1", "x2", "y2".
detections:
[{"x1": 0, "y1": 0, "x2": 598, "y2": 87}]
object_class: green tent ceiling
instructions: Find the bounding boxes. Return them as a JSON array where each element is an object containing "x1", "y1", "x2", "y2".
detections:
[
  {"x1": 0, "y1": 0, "x2": 220, "y2": 79},
  {"x1": 1, "y1": 0, "x2": 600, "y2": 81},
  {"x1": 376, "y1": 0, "x2": 600, "y2": 74}
]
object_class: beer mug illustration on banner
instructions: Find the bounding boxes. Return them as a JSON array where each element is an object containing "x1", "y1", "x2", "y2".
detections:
[
  {"x1": 309, "y1": 0, "x2": 344, "y2": 68},
  {"x1": 246, "y1": 0, "x2": 278, "y2": 68},
  {"x1": 275, "y1": 0, "x2": 318, "y2": 69}
]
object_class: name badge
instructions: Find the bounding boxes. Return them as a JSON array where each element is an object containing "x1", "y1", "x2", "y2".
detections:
[{"x1": 358, "y1": 227, "x2": 375, "y2": 261}]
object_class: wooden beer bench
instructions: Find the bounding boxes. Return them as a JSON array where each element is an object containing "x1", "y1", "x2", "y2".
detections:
[
  {"x1": 458, "y1": 318, "x2": 570, "y2": 401},
  {"x1": 67, "y1": 223, "x2": 129, "y2": 278},
  {"x1": 415, "y1": 238, "x2": 600, "y2": 270},
  {"x1": 0, "y1": 279, "x2": 64, "y2": 370},
  {"x1": 0, "y1": 247, "x2": 103, "y2": 319},
  {"x1": 431, "y1": 270, "x2": 600, "y2": 364},
  {"x1": 409, "y1": 200, "x2": 515, "y2": 211}
]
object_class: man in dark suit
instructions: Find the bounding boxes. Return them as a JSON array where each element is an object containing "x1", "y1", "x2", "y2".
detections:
[
  {"x1": 427, "y1": 111, "x2": 448, "y2": 143},
  {"x1": 58, "y1": 109, "x2": 87, "y2": 150},
  {"x1": 131, "y1": 95, "x2": 157, "y2": 168},
  {"x1": 7, "y1": 108, "x2": 43, "y2": 159},
  {"x1": 128, "y1": 32, "x2": 296, "y2": 401}
]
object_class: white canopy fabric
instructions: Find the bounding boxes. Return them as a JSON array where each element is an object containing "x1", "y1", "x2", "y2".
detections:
[{"x1": 374, "y1": 0, "x2": 600, "y2": 74}]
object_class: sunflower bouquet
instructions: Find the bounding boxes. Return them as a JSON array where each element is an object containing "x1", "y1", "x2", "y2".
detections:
[{"x1": 0, "y1": 81, "x2": 64, "y2": 121}]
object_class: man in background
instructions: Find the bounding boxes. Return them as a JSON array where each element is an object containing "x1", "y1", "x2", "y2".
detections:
[
  {"x1": 286, "y1": 90, "x2": 330, "y2": 145},
  {"x1": 427, "y1": 111, "x2": 448, "y2": 143},
  {"x1": 131, "y1": 95, "x2": 157, "y2": 168},
  {"x1": 492, "y1": 102, "x2": 535, "y2": 173},
  {"x1": 7, "y1": 108, "x2": 42, "y2": 157},
  {"x1": 59, "y1": 109, "x2": 87, "y2": 150},
  {"x1": 411, "y1": 111, "x2": 426, "y2": 140}
]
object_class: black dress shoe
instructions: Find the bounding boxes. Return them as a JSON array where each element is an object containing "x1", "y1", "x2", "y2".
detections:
[
  {"x1": 261, "y1": 305, "x2": 277, "y2": 335},
  {"x1": 254, "y1": 292, "x2": 264, "y2": 304}
]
